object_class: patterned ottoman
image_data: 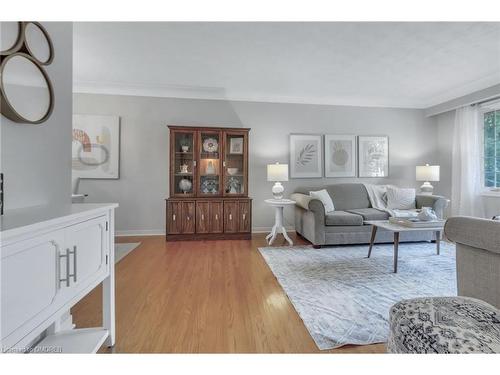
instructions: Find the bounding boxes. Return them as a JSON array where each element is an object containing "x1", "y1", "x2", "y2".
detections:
[{"x1": 387, "y1": 296, "x2": 500, "y2": 353}]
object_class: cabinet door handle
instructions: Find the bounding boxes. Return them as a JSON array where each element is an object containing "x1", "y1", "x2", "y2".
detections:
[
  {"x1": 173, "y1": 214, "x2": 176, "y2": 221},
  {"x1": 68, "y1": 246, "x2": 77, "y2": 283},
  {"x1": 242, "y1": 213, "x2": 246, "y2": 220},
  {"x1": 215, "y1": 214, "x2": 218, "y2": 220},
  {"x1": 201, "y1": 214, "x2": 204, "y2": 220},
  {"x1": 187, "y1": 216, "x2": 190, "y2": 221},
  {"x1": 58, "y1": 248, "x2": 70, "y2": 287},
  {"x1": 223, "y1": 161, "x2": 226, "y2": 167},
  {"x1": 229, "y1": 214, "x2": 232, "y2": 220}
]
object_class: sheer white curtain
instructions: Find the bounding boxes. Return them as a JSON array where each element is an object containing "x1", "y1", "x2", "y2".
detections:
[{"x1": 451, "y1": 105, "x2": 484, "y2": 217}]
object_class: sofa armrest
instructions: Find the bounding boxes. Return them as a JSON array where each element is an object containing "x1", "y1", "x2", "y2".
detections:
[
  {"x1": 445, "y1": 216, "x2": 500, "y2": 254},
  {"x1": 416, "y1": 194, "x2": 448, "y2": 219},
  {"x1": 290, "y1": 193, "x2": 325, "y2": 220}
]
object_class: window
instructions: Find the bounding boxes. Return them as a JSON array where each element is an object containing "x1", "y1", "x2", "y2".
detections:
[{"x1": 483, "y1": 106, "x2": 500, "y2": 188}]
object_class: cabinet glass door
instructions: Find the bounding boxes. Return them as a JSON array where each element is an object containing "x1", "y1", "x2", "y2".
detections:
[
  {"x1": 223, "y1": 131, "x2": 247, "y2": 196},
  {"x1": 198, "y1": 130, "x2": 222, "y2": 196},
  {"x1": 172, "y1": 130, "x2": 196, "y2": 196}
]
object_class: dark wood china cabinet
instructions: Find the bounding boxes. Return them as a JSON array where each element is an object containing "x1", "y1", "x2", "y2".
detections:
[{"x1": 166, "y1": 126, "x2": 251, "y2": 240}]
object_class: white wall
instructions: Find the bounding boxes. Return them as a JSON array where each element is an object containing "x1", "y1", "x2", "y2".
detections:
[
  {"x1": 1, "y1": 22, "x2": 73, "y2": 211},
  {"x1": 74, "y1": 93, "x2": 439, "y2": 234}
]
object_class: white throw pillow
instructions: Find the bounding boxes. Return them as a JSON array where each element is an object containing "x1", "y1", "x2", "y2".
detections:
[
  {"x1": 309, "y1": 189, "x2": 335, "y2": 213},
  {"x1": 386, "y1": 187, "x2": 416, "y2": 210}
]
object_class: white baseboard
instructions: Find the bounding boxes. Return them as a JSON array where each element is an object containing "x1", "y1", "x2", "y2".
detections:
[
  {"x1": 116, "y1": 227, "x2": 295, "y2": 236},
  {"x1": 116, "y1": 229, "x2": 166, "y2": 237},
  {"x1": 252, "y1": 226, "x2": 295, "y2": 233}
]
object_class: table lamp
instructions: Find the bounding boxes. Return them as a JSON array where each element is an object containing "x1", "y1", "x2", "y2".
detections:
[
  {"x1": 267, "y1": 162, "x2": 289, "y2": 199},
  {"x1": 416, "y1": 164, "x2": 440, "y2": 195}
]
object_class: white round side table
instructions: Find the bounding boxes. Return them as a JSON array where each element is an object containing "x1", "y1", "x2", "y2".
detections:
[{"x1": 264, "y1": 198, "x2": 296, "y2": 246}]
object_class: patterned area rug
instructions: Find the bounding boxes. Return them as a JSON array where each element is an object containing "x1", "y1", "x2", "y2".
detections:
[
  {"x1": 259, "y1": 242, "x2": 457, "y2": 350},
  {"x1": 115, "y1": 242, "x2": 141, "y2": 263}
]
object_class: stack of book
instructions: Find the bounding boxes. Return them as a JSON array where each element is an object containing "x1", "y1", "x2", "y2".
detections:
[{"x1": 389, "y1": 217, "x2": 445, "y2": 228}]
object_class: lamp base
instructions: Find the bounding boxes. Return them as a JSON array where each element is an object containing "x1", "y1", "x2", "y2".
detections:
[
  {"x1": 272, "y1": 182, "x2": 284, "y2": 200},
  {"x1": 420, "y1": 181, "x2": 434, "y2": 195}
]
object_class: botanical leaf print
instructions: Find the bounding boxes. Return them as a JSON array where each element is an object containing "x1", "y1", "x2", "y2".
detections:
[{"x1": 296, "y1": 143, "x2": 316, "y2": 166}]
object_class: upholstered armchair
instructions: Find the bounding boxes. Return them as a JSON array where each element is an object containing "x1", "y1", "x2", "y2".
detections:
[{"x1": 444, "y1": 216, "x2": 500, "y2": 309}]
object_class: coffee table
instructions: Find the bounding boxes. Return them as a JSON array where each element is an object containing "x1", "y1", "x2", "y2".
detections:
[{"x1": 365, "y1": 220, "x2": 445, "y2": 273}]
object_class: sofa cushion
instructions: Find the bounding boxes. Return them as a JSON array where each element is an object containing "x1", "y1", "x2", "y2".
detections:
[
  {"x1": 325, "y1": 211, "x2": 364, "y2": 226},
  {"x1": 295, "y1": 183, "x2": 371, "y2": 211},
  {"x1": 345, "y1": 208, "x2": 390, "y2": 221},
  {"x1": 309, "y1": 189, "x2": 335, "y2": 213},
  {"x1": 386, "y1": 186, "x2": 416, "y2": 210}
]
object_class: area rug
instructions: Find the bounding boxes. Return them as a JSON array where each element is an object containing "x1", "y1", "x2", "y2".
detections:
[
  {"x1": 115, "y1": 242, "x2": 141, "y2": 263},
  {"x1": 259, "y1": 242, "x2": 457, "y2": 350}
]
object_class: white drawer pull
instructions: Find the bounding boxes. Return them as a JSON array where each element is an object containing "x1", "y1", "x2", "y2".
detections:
[
  {"x1": 215, "y1": 214, "x2": 219, "y2": 220},
  {"x1": 242, "y1": 214, "x2": 246, "y2": 220},
  {"x1": 187, "y1": 216, "x2": 190, "y2": 221},
  {"x1": 173, "y1": 214, "x2": 176, "y2": 221},
  {"x1": 229, "y1": 214, "x2": 232, "y2": 220},
  {"x1": 201, "y1": 214, "x2": 205, "y2": 220}
]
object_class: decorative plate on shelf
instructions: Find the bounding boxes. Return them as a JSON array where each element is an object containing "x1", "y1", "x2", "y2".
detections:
[{"x1": 203, "y1": 138, "x2": 219, "y2": 152}]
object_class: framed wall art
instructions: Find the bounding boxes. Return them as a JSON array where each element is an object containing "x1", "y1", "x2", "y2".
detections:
[
  {"x1": 324, "y1": 134, "x2": 356, "y2": 177},
  {"x1": 358, "y1": 135, "x2": 389, "y2": 177},
  {"x1": 229, "y1": 136, "x2": 244, "y2": 154},
  {"x1": 289, "y1": 134, "x2": 323, "y2": 178},
  {"x1": 72, "y1": 114, "x2": 121, "y2": 179}
]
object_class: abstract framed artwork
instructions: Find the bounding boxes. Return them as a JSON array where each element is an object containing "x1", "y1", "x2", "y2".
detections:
[
  {"x1": 72, "y1": 114, "x2": 121, "y2": 179},
  {"x1": 324, "y1": 134, "x2": 357, "y2": 177},
  {"x1": 290, "y1": 134, "x2": 323, "y2": 178},
  {"x1": 358, "y1": 135, "x2": 389, "y2": 177}
]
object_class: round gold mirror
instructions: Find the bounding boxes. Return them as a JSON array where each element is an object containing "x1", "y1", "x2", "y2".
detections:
[
  {"x1": 0, "y1": 53, "x2": 54, "y2": 124},
  {"x1": 23, "y1": 22, "x2": 54, "y2": 65},
  {"x1": 0, "y1": 22, "x2": 23, "y2": 56}
]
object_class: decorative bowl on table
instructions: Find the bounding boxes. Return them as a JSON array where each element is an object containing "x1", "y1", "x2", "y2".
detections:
[{"x1": 227, "y1": 168, "x2": 239, "y2": 175}]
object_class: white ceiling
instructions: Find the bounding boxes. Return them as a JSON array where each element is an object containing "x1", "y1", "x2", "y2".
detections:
[{"x1": 73, "y1": 22, "x2": 500, "y2": 108}]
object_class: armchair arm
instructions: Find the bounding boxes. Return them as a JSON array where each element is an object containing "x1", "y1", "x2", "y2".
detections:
[
  {"x1": 445, "y1": 216, "x2": 500, "y2": 254},
  {"x1": 416, "y1": 194, "x2": 448, "y2": 219}
]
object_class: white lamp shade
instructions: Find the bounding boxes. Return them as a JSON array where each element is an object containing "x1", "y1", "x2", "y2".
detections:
[
  {"x1": 267, "y1": 163, "x2": 289, "y2": 182},
  {"x1": 416, "y1": 164, "x2": 440, "y2": 182}
]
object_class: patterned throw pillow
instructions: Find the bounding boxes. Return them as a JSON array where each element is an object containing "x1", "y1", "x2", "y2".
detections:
[
  {"x1": 309, "y1": 189, "x2": 335, "y2": 213},
  {"x1": 386, "y1": 186, "x2": 416, "y2": 210}
]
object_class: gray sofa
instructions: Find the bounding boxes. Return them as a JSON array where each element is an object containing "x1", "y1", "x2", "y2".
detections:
[
  {"x1": 445, "y1": 216, "x2": 500, "y2": 309},
  {"x1": 290, "y1": 183, "x2": 448, "y2": 247}
]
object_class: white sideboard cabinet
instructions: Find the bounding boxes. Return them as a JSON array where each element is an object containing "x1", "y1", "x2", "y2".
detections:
[{"x1": 0, "y1": 203, "x2": 118, "y2": 353}]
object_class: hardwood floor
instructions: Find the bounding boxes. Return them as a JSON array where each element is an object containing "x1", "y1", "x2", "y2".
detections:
[{"x1": 71, "y1": 233, "x2": 385, "y2": 353}]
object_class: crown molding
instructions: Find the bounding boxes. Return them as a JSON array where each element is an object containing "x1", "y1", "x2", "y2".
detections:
[
  {"x1": 422, "y1": 72, "x2": 500, "y2": 109},
  {"x1": 73, "y1": 80, "x2": 426, "y2": 109},
  {"x1": 74, "y1": 76, "x2": 500, "y2": 110}
]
